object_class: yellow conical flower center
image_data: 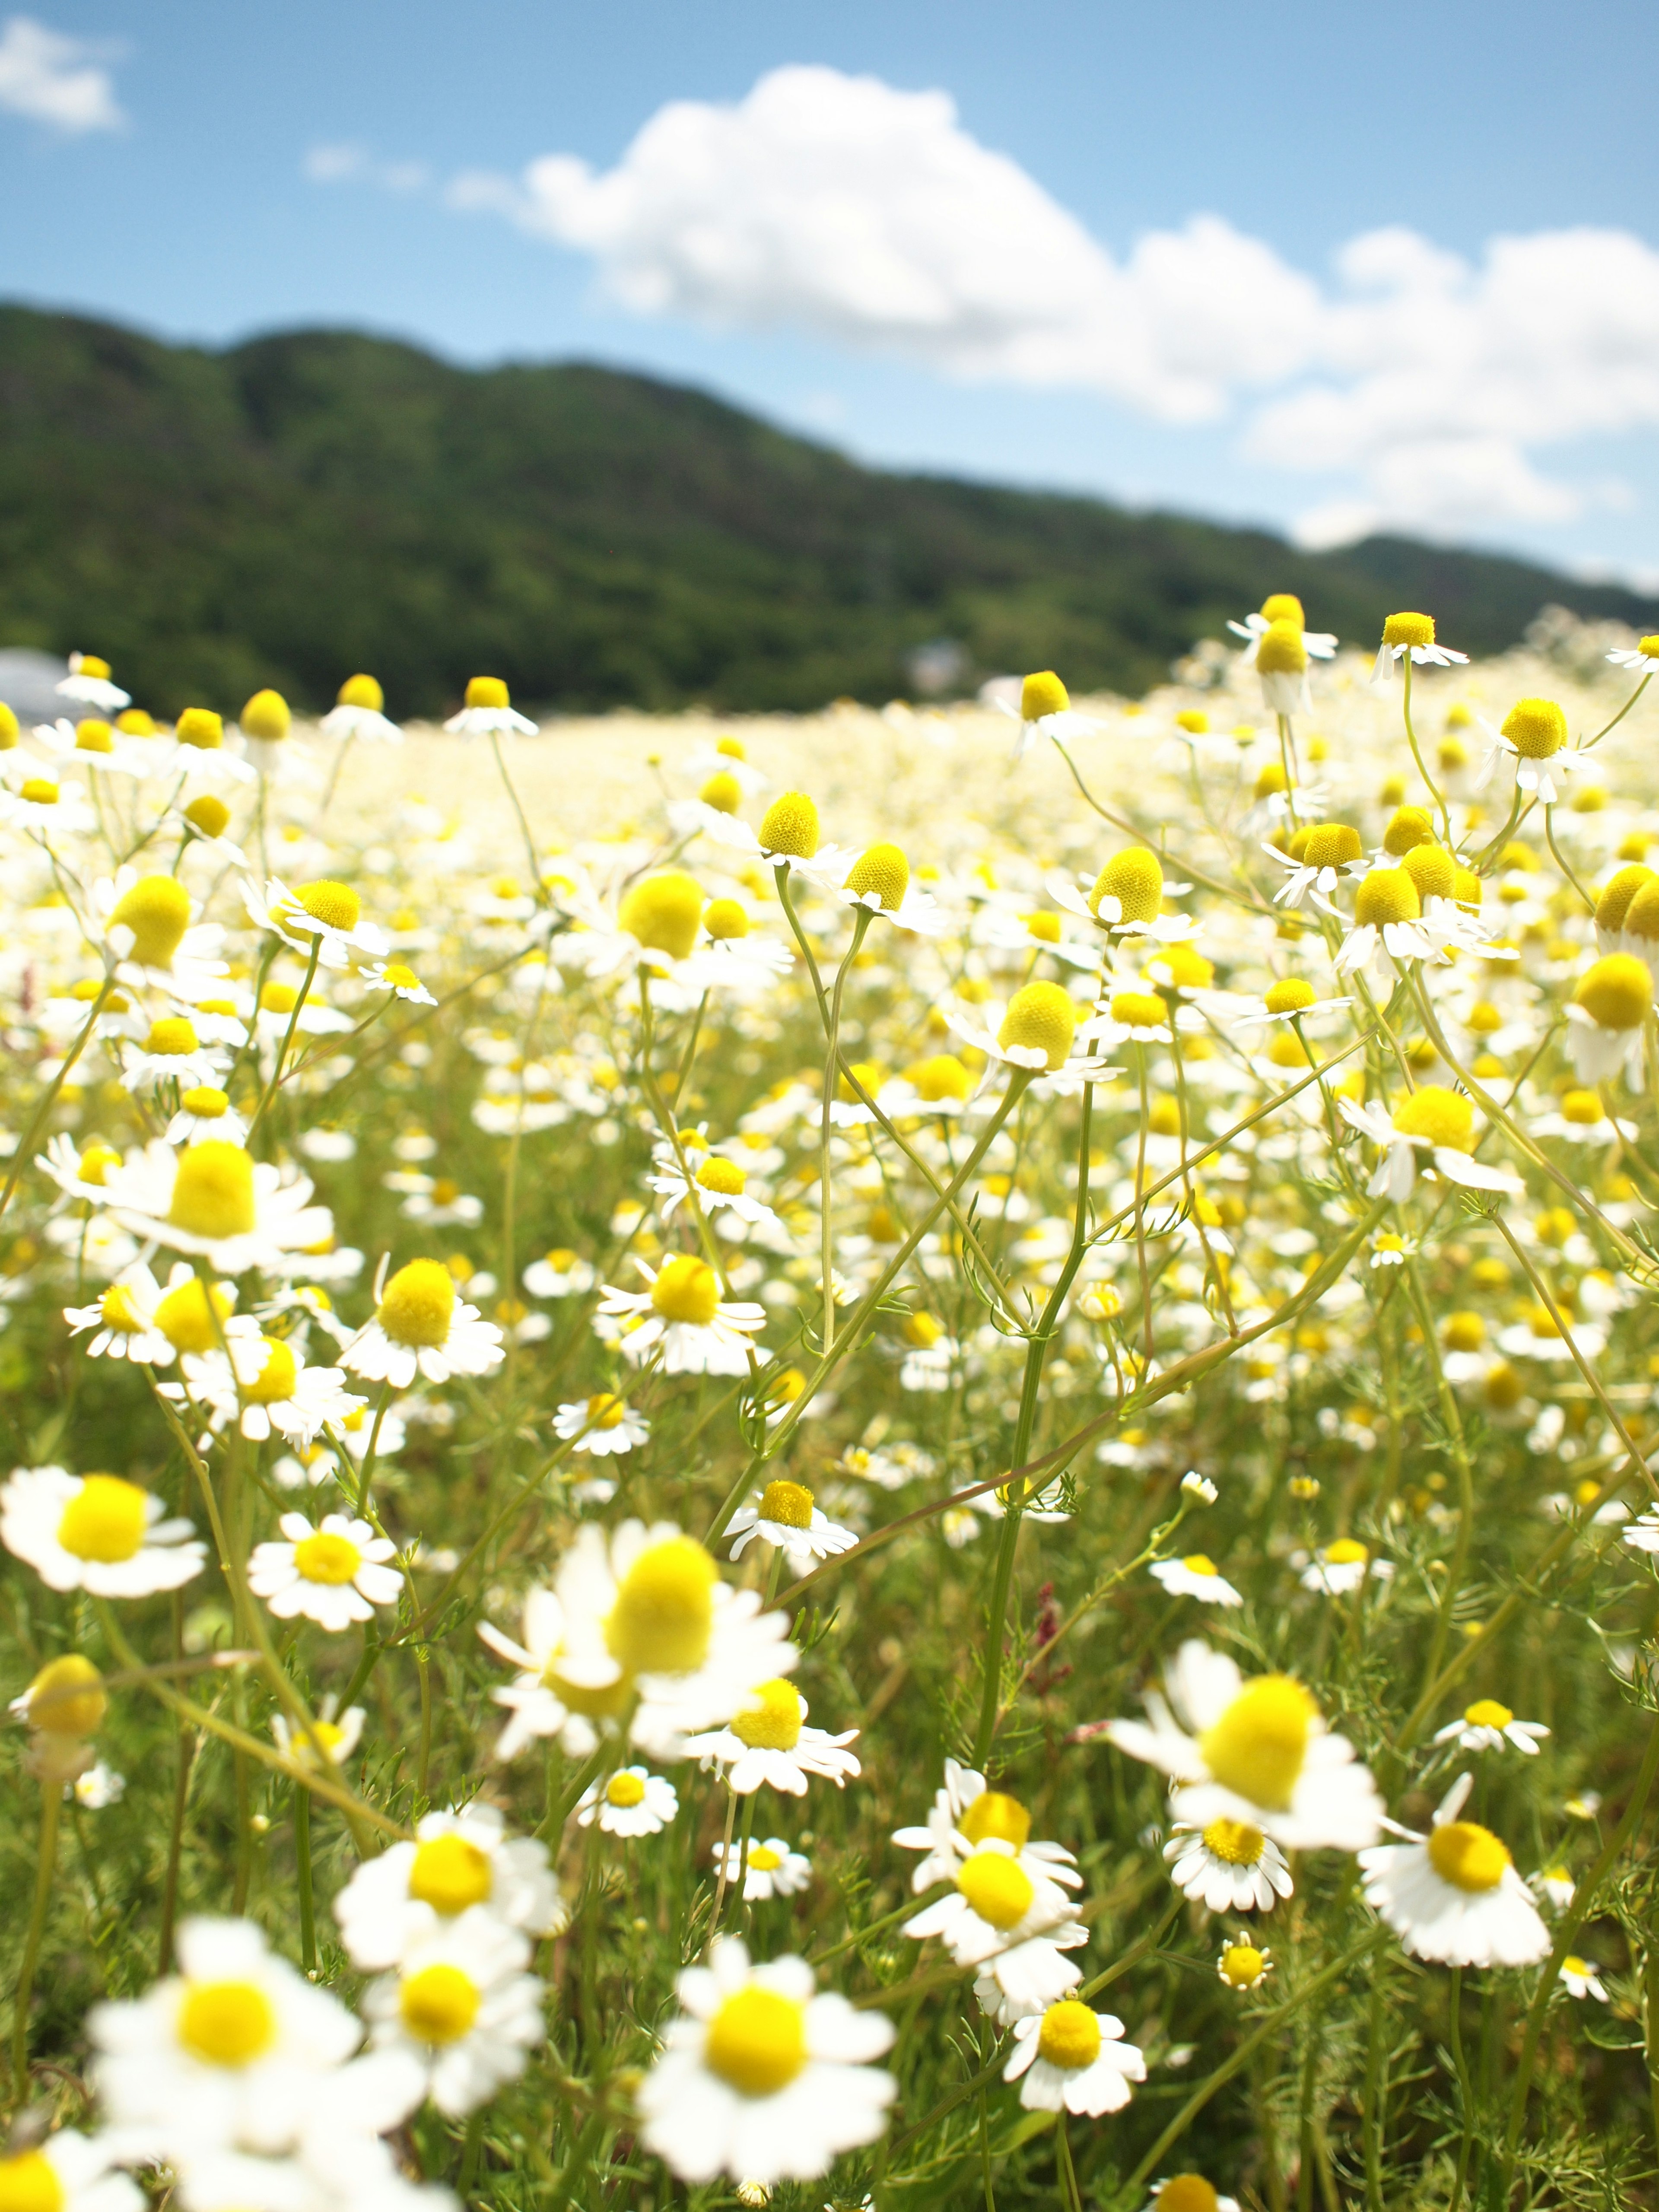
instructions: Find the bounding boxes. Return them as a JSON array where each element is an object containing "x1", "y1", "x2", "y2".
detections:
[
  {"x1": 1219, "y1": 1943, "x2": 1266, "y2": 1988},
  {"x1": 998, "y1": 981, "x2": 1076, "y2": 1069},
  {"x1": 956, "y1": 1849, "x2": 1035, "y2": 1930},
  {"x1": 1110, "y1": 990, "x2": 1168, "y2": 1030},
  {"x1": 651, "y1": 1255, "x2": 720, "y2": 1325},
  {"x1": 184, "y1": 793, "x2": 232, "y2": 839},
  {"x1": 845, "y1": 842, "x2": 910, "y2": 910},
  {"x1": 1174, "y1": 709, "x2": 1208, "y2": 733},
  {"x1": 108, "y1": 874, "x2": 192, "y2": 968},
  {"x1": 241, "y1": 689, "x2": 290, "y2": 742},
  {"x1": 1391, "y1": 1086, "x2": 1473, "y2": 1152},
  {"x1": 1256, "y1": 620, "x2": 1307, "y2": 675},
  {"x1": 1595, "y1": 864, "x2": 1656, "y2": 934},
  {"x1": 169, "y1": 1144, "x2": 256, "y2": 1239},
  {"x1": 244, "y1": 1338, "x2": 298, "y2": 1405},
  {"x1": 1443, "y1": 1312, "x2": 1485, "y2": 1351},
  {"x1": 606, "y1": 1535, "x2": 716, "y2": 1674},
  {"x1": 156, "y1": 1276, "x2": 234, "y2": 1354},
  {"x1": 696, "y1": 1157, "x2": 747, "y2": 1197},
  {"x1": 1301, "y1": 823, "x2": 1360, "y2": 871},
  {"x1": 703, "y1": 897, "x2": 749, "y2": 941},
  {"x1": 57, "y1": 1475, "x2": 149, "y2": 1563},
  {"x1": 261, "y1": 983, "x2": 298, "y2": 1014},
  {"x1": 911, "y1": 1053, "x2": 973, "y2": 1102},
  {"x1": 1091, "y1": 846, "x2": 1163, "y2": 922},
  {"x1": 20, "y1": 779, "x2": 58, "y2": 804},
  {"x1": 586, "y1": 1392, "x2": 626, "y2": 1429},
  {"x1": 1156, "y1": 2183, "x2": 1219, "y2": 2212},
  {"x1": 1261, "y1": 592, "x2": 1305, "y2": 625},
  {"x1": 1381, "y1": 806, "x2": 1432, "y2": 856},
  {"x1": 1323, "y1": 1538, "x2": 1368, "y2": 1566},
  {"x1": 1199, "y1": 1676, "x2": 1316, "y2": 1812},
  {"x1": 0, "y1": 2152, "x2": 64, "y2": 2212},
  {"x1": 747, "y1": 1843, "x2": 782, "y2": 1871},
  {"x1": 706, "y1": 1987, "x2": 807, "y2": 2096},
  {"x1": 1180, "y1": 1553, "x2": 1218, "y2": 1576},
  {"x1": 1428, "y1": 1820, "x2": 1511, "y2": 1893},
  {"x1": 178, "y1": 1979, "x2": 277, "y2": 2067},
  {"x1": 75, "y1": 719, "x2": 114, "y2": 753},
  {"x1": 1402, "y1": 844, "x2": 1455, "y2": 902},
  {"x1": 620, "y1": 872, "x2": 704, "y2": 961},
  {"x1": 697, "y1": 769, "x2": 743, "y2": 813},
  {"x1": 409, "y1": 1833, "x2": 493, "y2": 1913},
  {"x1": 757, "y1": 1479, "x2": 814, "y2": 1529},
  {"x1": 1036, "y1": 1999, "x2": 1101, "y2": 2069},
  {"x1": 732, "y1": 1678, "x2": 804, "y2": 1750},
  {"x1": 1201, "y1": 1816, "x2": 1265, "y2": 1865},
  {"x1": 465, "y1": 676, "x2": 509, "y2": 709},
  {"x1": 1353, "y1": 869, "x2": 1421, "y2": 928},
  {"x1": 25, "y1": 1655, "x2": 106, "y2": 1738},
  {"x1": 292, "y1": 1530, "x2": 363, "y2": 1585},
  {"x1": 1625, "y1": 883, "x2": 1659, "y2": 943},
  {"x1": 903, "y1": 1311, "x2": 943, "y2": 1349},
  {"x1": 1502, "y1": 697, "x2": 1567, "y2": 759},
  {"x1": 145, "y1": 1017, "x2": 199, "y2": 1057},
  {"x1": 1464, "y1": 1698, "x2": 1514, "y2": 1729},
  {"x1": 77, "y1": 1143, "x2": 120, "y2": 1184},
  {"x1": 716, "y1": 735, "x2": 747, "y2": 759},
  {"x1": 958, "y1": 1790, "x2": 1031, "y2": 1850},
  {"x1": 605, "y1": 1770, "x2": 647, "y2": 1807},
  {"x1": 399, "y1": 1963, "x2": 481, "y2": 2045},
  {"x1": 1560, "y1": 1089, "x2": 1604, "y2": 1126},
  {"x1": 1577, "y1": 954, "x2": 1651, "y2": 1032},
  {"x1": 175, "y1": 708, "x2": 223, "y2": 750},
  {"x1": 0, "y1": 704, "x2": 16, "y2": 748},
  {"x1": 758, "y1": 791, "x2": 820, "y2": 858},
  {"x1": 74, "y1": 654, "x2": 112, "y2": 678},
  {"x1": 1020, "y1": 670, "x2": 1069, "y2": 720},
  {"x1": 1264, "y1": 979, "x2": 1317, "y2": 1018},
  {"x1": 1382, "y1": 612, "x2": 1435, "y2": 648},
  {"x1": 180, "y1": 1086, "x2": 230, "y2": 1119},
  {"x1": 378, "y1": 1259, "x2": 457, "y2": 1347},
  {"x1": 295, "y1": 880, "x2": 361, "y2": 931},
  {"x1": 338, "y1": 673, "x2": 384, "y2": 710},
  {"x1": 99, "y1": 1283, "x2": 146, "y2": 1332}
]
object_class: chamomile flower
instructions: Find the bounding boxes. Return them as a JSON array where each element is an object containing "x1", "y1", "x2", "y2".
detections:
[
  {"x1": 727, "y1": 1481, "x2": 858, "y2": 1575},
  {"x1": 64, "y1": 1262, "x2": 173, "y2": 1363},
  {"x1": 1478, "y1": 698, "x2": 1583, "y2": 807},
  {"x1": 524, "y1": 1248, "x2": 597, "y2": 1299},
  {"x1": 1338, "y1": 1090, "x2": 1521, "y2": 1206},
  {"x1": 1217, "y1": 1936, "x2": 1273, "y2": 1990},
  {"x1": 1606, "y1": 634, "x2": 1659, "y2": 673},
  {"x1": 121, "y1": 1017, "x2": 229, "y2": 1096},
  {"x1": 1564, "y1": 955, "x2": 1650, "y2": 1086},
  {"x1": 94, "y1": 868, "x2": 231, "y2": 995},
  {"x1": 244, "y1": 875, "x2": 390, "y2": 971},
  {"x1": 73, "y1": 1763, "x2": 127, "y2": 1809},
  {"x1": 166, "y1": 1088, "x2": 251, "y2": 1145},
  {"x1": 1056, "y1": 846, "x2": 1200, "y2": 943},
  {"x1": 1145, "y1": 2181, "x2": 1240, "y2": 2212},
  {"x1": 1228, "y1": 596, "x2": 1337, "y2": 658},
  {"x1": 902, "y1": 1837, "x2": 1081, "y2": 1970},
  {"x1": 1084, "y1": 986, "x2": 1205, "y2": 1052},
  {"x1": 1433, "y1": 1699, "x2": 1550, "y2": 1757},
  {"x1": 1094, "y1": 1638, "x2": 1383, "y2": 1850},
  {"x1": 712, "y1": 1835, "x2": 812, "y2": 1899},
  {"x1": 248, "y1": 1512, "x2": 402, "y2": 1632},
  {"x1": 891, "y1": 1762, "x2": 1080, "y2": 1899},
  {"x1": 1560, "y1": 1955, "x2": 1608, "y2": 2000},
  {"x1": 321, "y1": 674, "x2": 403, "y2": 743},
  {"x1": 38, "y1": 1132, "x2": 131, "y2": 1205},
  {"x1": 1003, "y1": 2001, "x2": 1146, "y2": 2115},
  {"x1": 334, "y1": 1805, "x2": 563, "y2": 1971},
  {"x1": 34, "y1": 715, "x2": 153, "y2": 778},
  {"x1": 553, "y1": 1393, "x2": 649, "y2": 1455},
  {"x1": 838, "y1": 842, "x2": 945, "y2": 934},
  {"x1": 1163, "y1": 1817, "x2": 1294, "y2": 1913},
  {"x1": 169, "y1": 706, "x2": 258, "y2": 785},
  {"x1": 362, "y1": 1911, "x2": 544, "y2": 2116},
  {"x1": 1150, "y1": 1554, "x2": 1243, "y2": 1605},
  {"x1": 1253, "y1": 620, "x2": 1312, "y2": 715},
  {"x1": 443, "y1": 675, "x2": 539, "y2": 738},
  {"x1": 636, "y1": 1937, "x2": 895, "y2": 2185},
  {"x1": 945, "y1": 979, "x2": 1103, "y2": 1077},
  {"x1": 1, "y1": 1465, "x2": 207, "y2": 1596},
  {"x1": 683, "y1": 1678, "x2": 860, "y2": 1797},
  {"x1": 342, "y1": 1258, "x2": 505, "y2": 1387},
  {"x1": 1357, "y1": 1773, "x2": 1549, "y2": 1965},
  {"x1": 103, "y1": 1141, "x2": 332, "y2": 1274},
  {"x1": 597, "y1": 1255, "x2": 766, "y2": 1377},
  {"x1": 184, "y1": 1332, "x2": 365, "y2": 1447},
  {"x1": 1300, "y1": 1539, "x2": 1391, "y2": 1595},
  {"x1": 708, "y1": 789, "x2": 850, "y2": 890},
  {"x1": 0, "y1": 772, "x2": 95, "y2": 834},
  {"x1": 995, "y1": 670, "x2": 1100, "y2": 762},
  {"x1": 1263, "y1": 824, "x2": 1366, "y2": 914},
  {"x1": 272, "y1": 1696, "x2": 366, "y2": 1773},
  {"x1": 359, "y1": 961, "x2": 437, "y2": 1005},
  {"x1": 576, "y1": 1766, "x2": 680, "y2": 1836},
  {"x1": 1531, "y1": 1864, "x2": 1576, "y2": 1911},
  {"x1": 58, "y1": 651, "x2": 131, "y2": 712},
  {"x1": 1371, "y1": 611, "x2": 1468, "y2": 685},
  {"x1": 649, "y1": 1153, "x2": 785, "y2": 1232},
  {"x1": 1332, "y1": 867, "x2": 1436, "y2": 979}
]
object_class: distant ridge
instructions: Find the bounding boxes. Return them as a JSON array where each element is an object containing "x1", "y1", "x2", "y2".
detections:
[{"x1": 0, "y1": 304, "x2": 1652, "y2": 718}]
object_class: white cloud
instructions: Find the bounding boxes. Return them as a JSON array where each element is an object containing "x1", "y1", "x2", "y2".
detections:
[
  {"x1": 431, "y1": 65, "x2": 1659, "y2": 548},
  {"x1": 305, "y1": 142, "x2": 429, "y2": 193},
  {"x1": 0, "y1": 15, "x2": 123, "y2": 133}
]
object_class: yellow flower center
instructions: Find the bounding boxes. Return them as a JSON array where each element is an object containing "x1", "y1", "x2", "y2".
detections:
[
  {"x1": 1323, "y1": 1538, "x2": 1368, "y2": 1567},
  {"x1": 175, "y1": 708, "x2": 224, "y2": 750},
  {"x1": 1199, "y1": 1676, "x2": 1316, "y2": 1812},
  {"x1": 294, "y1": 880, "x2": 361, "y2": 931},
  {"x1": 958, "y1": 1791, "x2": 1031, "y2": 1850},
  {"x1": 998, "y1": 982, "x2": 1077, "y2": 1069},
  {"x1": 1464, "y1": 1698, "x2": 1514, "y2": 1730},
  {"x1": 337, "y1": 673, "x2": 384, "y2": 710},
  {"x1": 705, "y1": 1987, "x2": 807, "y2": 2097},
  {"x1": 75, "y1": 719, "x2": 114, "y2": 754},
  {"x1": 606, "y1": 1535, "x2": 717, "y2": 1675},
  {"x1": 241, "y1": 689, "x2": 291, "y2": 742},
  {"x1": 1036, "y1": 1999, "x2": 1101, "y2": 2069},
  {"x1": 1220, "y1": 1943, "x2": 1266, "y2": 1988},
  {"x1": 697, "y1": 769, "x2": 743, "y2": 813},
  {"x1": 845, "y1": 842, "x2": 910, "y2": 910},
  {"x1": 154, "y1": 1276, "x2": 233, "y2": 1354},
  {"x1": 168, "y1": 1144, "x2": 257, "y2": 1239},
  {"x1": 1560, "y1": 1089, "x2": 1604, "y2": 1126},
  {"x1": 292, "y1": 1531, "x2": 363, "y2": 1586},
  {"x1": 20, "y1": 779, "x2": 58, "y2": 804},
  {"x1": 0, "y1": 2152, "x2": 65, "y2": 2212},
  {"x1": 758, "y1": 1479, "x2": 814, "y2": 1530},
  {"x1": 1110, "y1": 990, "x2": 1168, "y2": 1030},
  {"x1": 1427, "y1": 1820, "x2": 1512, "y2": 1893},
  {"x1": 651, "y1": 1255, "x2": 721, "y2": 1326},
  {"x1": 584, "y1": 1392, "x2": 626, "y2": 1430},
  {"x1": 145, "y1": 1016, "x2": 199, "y2": 1057},
  {"x1": 1255, "y1": 620, "x2": 1307, "y2": 675},
  {"x1": 108, "y1": 874, "x2": 192, "y2": 968},
  {"x1": 1020, "y1": 670, "x2": 1069, "y2": 720},
  {"x1": 732, "y1": 1678, "x2": 804, "y2": 1751},
  {"x1": 1297, "y1": 823, "x2": 1358, "y2": 872},
  {"x1": 911, "y1": 1052, "x2": 973, "y2": 1102},
  {"x1": 25, "y1": 1655, "x2": 106, "y2": 1738},
  {"x1": 619, "y1": 872, "x2": 704, "y2": 961},
  {"x1": 378, "y1": 1259, "x2": 457, "y2": 1347},
  {"x1": 177, "y1": 1979, "x2": 278, "y2": 2068},
  {"x1": 703, "y1": 897, "x2": 749, "y2": 941},
  {"x1": 1391, "y1": 1086, "x2": 1472, "y2": 1152},
  {"x1": 1402, "y1": 844, "x2": 1455, "y2": 902},
  {"x1": 117, "y1": 709, "x2": 154, "y2": 735},
  {"x1": 1260, "y1": 593, "x2": 1303, "y2": 625},
  {"x1": 408, "y1": 1833, "x2": 494, "y2": 1913},
  {"x1": 747, "y1": 1842, "x2": 781, "y2": 1870},
  {"x1": 956, "y1": 1849, "x2": 1036, "y2": 1930},
  {"x1": 1090, "y1": 846, "x2": 1163, "y2": 922},
  {"x1": 77, "y1": 1141, "x2": 121, "y2": 1182},
  {"x1": 903, "y1": 1310, "x2": 943, "y2": 1349},
  {"x1": 1382, "y1": 612, "x2": 1436, "y2": 648},
  {"x1": 244, "y1": 1338, "x2": 298, "y2": 1405},
  {"x1": 56, "y1": 1474, "x2": 149, "y2": 1563},
  {"x1": 716, "y1": 734, "x2": 747, "y2": 759},
  {"x1": 261, "y1": 982, "x2": 298, "y2": 1014},
  {"x1": 1625, "y1": 883, "x2": 1659, "y2": 942},
  {"x1": 399, "y1": 1963, "x2": 481, "y2": 2045},
  {"x1": 180, "y1": 1086, "x2": 230, "y2": 1119},
  {"x1": 1153, "y1": 944, "x2": 1213, "y2": 990},
  {"x1": 1501, "y1": 697, "x2": 1567, "y2": 760},
  {"x1": 1576, "y1": 953, "x2": 1651, "y2": 1032},
  {"x1": 696, "y1": 1157, "x2": 747, "y2": 1197},
  {"x1": 98, "y1": 1283, "x2": 145, "y2": 1332},
  {"x1": 75, "y1": 654, "x2": 112, "y2": 678},
  {"x1": 1156, "y1": 2180, "x2": 1219, "y2": 2212},
  {"x1": 1180, "y1": 1554, "x2": 1218, "y2": 1576},
  {"x1": 758, "y1": 791, "x2": 820, "y2": 858},
  {"x1": 464, "y1": 676, "x2": 510, "y2": 710},
  {"x1": 1380, "y1": 806, "x2": 1432, "y2": 857},
  {"x1": 1595, "y1": 864, "x2": 1656, "y2": 934},
  {"x1": 1443, "y1": 1312, "x2": 1485, "y2": 1351},
  {"x1": 605, "y1": 1770, "x2": 647, "y2": 1807},
  {"x1": 1264, "y1": 979, "x2": 1316, "y2": 1016},
  {"x1": 1201, "y1": 1816, "x2": 1265, "y2": 1866}
]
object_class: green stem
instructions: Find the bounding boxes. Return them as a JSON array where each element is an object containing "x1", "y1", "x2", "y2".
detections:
[
  {"x1": 489, "y1": 728, "x2": 544, "y2": 903},
  {"x1": 10, "y1": 1784, "x2": 61, "y2": 2096},
  {"x1": 0, "y1": 976, "x2": 114, "y2": 1219},
  {"x1": 1446, "y1": 1967, "x2": 1473, "y2": 2212},
  {"x1": 1401, "y1": 654, "x2": 1452, "y2": 844},
  {"x1": 247, "y1": 933, "x2": 323, "y2": 1142},
  {"x1": 295, "y1": 1785, "x2": 316, "y2": 1970}
]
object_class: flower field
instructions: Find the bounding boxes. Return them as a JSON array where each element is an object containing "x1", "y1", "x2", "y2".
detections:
[{"x1": 3, "y1": 610, "x2": 1659, "y2": 2212}]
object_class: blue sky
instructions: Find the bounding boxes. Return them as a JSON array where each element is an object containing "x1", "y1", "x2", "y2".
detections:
[{"x1": 5, "y1": 0, "x2": 1659, "y2": 585}]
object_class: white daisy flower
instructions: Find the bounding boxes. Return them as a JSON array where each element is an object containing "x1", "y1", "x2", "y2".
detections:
[
  {"x1": 362, "y1": 1908, "x2": 544, "y2": 2116},
  {"x1": 37, "y1": 1133, "x2": 131, "y2": 1205},
  {"x1": 73, "y1": 1761, "x2": 128, "y2": 1809},
  {"x1": 33, "y1": 715, "x2": 154, "y2": 778},
  {"x1": 1357, "y1": 1773, "x2": 1549, "y2": 1966},
  {"x1": 243, "y1": 874, "x2": 390, "y2": 971},
  {"x1": 1083, "y1": 986, "x2": 1206, "y2": 1053},
  {"x1": 1332, "y1": 874, "x2": 1437, "y2": 981},
  {"x1": 1, "y1": 1465, "x2": 206, "y2": 1597},
  {"x1": 93, "y1": 867, "x2": 229, "y2": 997},
  {"x1": 1181, "y1": 1471, "x2": 1219, "y2": 1503},
  {"x1": 1228, "y1": 599, "x2": 1337, "y2": 658},
  {"x1": 523, "y1": 1248, "x2": 596, "y2": 1299},
  {"x1": 1300, "y1": 1539, "x2": 1392, "y2": 1596},
  {"x1": 1560, "y1": 1954, "x2": 1608, "y2": 2001},
  {"x1": 636, "y1": 1936, "x2": 895, "y2": 2185},
  {"x1": 272, "y1": 1695, "x2": 366, "y2": 1773},
  {"x1": 165, "y1": 1089, "x2": 250, "y2": 1146},
  {"x1": 64, "y1": 1262, "x2": 174, "y2": 1364},
  {"x1": 1498, "y1": 1307, "x2": 1605, "y2": 1363},
  {"x1": 358, "y1": 960, "x2": 437, "y2": 1006},
  {"x1": 334, "y1": 1804, "x2": 563, "y2": 1970},
  {"x1": 727, "y1": 1480, "x2": 858, "y2": 1576},
  {"x1": 892, "y1": 1761, "x2": 1081, "y2": 1896},
  {"x1": 683, "y1": 1679, "x2": 860, "y2": 1798},
  {"x1": 120, "y1": 1017, "x2": 229, "y2": 1097},
  {"x1": 321, "y1": 674, "x2": 403, "y2": 744},
  {"x1": 183, "y1": 1332, "x2": 366, "y2": 1447},
  {"x1": 1565, "y1": 955, "x2": 1651, "y2": 1086},
  {"x1": 993, "y1": 671, "x2": 1101, "y2": 762},
  {"x1": 103, "y1": 1141, "x2": 332, "y2": 1275},
  {"x1": 1432, "y1": 1698, "x2": 1550, "y2": 1757},
  {"x1": 1337, "y1": 1090, "x2": 1521, "y2": 1206},
  {"x1": 712, "y1": 1835, "x2": 812, "y2": 1899},
  {"x1": 57, "y1": 652, "x2": 131, "y2": 711},
  {"x1": 1092, "y1": 1638, "x2": 1383, "y2": 1851},
  {"x1": 443, "y1": 676, "x2": 539, "y2": 738},
  {"x1": 1371, "y1": 612, "x2": 1468, "y2": 686},
  {"x1": 1144, "y1": 2180, "x2": 1240, "y2": 2212},
  {"x1": 597, "y1": 1255, "x2": 766, "y2": 1377},
  {"x1": 1477, "y1": 698, "x2": 1584, "y2": 808},
  {"x1": 1529, "y1": 1088, "x2": 1633, "y2": 1145},
  {"x1": 945, "y1": 980, "x2": 1111, "y2": 1078},
  {"x1": 837, "y1": 842, "x2": 947, "y2": 934},
  {"x1": 649, "y1": 1154, "x2": 785, "y2": 1233},
  {"x1": 1531, "y1": 1864, "x2": 1576, "y2": 1911},
  {"x1": 248, "y1": 1512, "x2": 401, "y2": 1631},
  {"x1": 553, "y1": 1392, "x2": 649, "y2": 1456},
  {"x1": 1606, "y1": 635, "x2": 1659, "y2": 674},
  {"x1": 0, "y1": 773, "x2": 95, "y2": 834},
  {"x1": 1164, "y1": 1817, "x2": 1294, "y2": 1913},
  {"x1": 1150, "y1": 1554, "x2": 1243, "y2": 1605},
  {"x1": 576, "y1": 1766, "x2": 680, "y2": 1836},
  {"x1": 1003, "y1": 2001, "x2": 1146, "y2": 2115},
  {"x1": 1623, "y1": 1510, "x2": 1659, "y2": 1558},
  {"x1": 902, "y1": 1837, "x2": 1082, "y2": 1970},
  {"x1": 341, "y1": 1258, "x2": 505, "y2": 1388}
]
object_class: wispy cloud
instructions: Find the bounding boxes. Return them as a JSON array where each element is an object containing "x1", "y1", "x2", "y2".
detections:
[
  {"x1": 0, "y1": 14, "x2": 124, "y2": 133},
  {"x1": 304, "y1": 142, "x2": 430, "y2": 194}
]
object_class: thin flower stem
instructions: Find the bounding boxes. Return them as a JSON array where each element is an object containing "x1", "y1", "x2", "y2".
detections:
[
  {"x1": 1401, "y1": 655, "x2": 1452, "y2": 845},
  {"x1": 247, "y1": 933, "x2": 323, "y2": 1142},
  {"x1": 489, "y1": 729, "x2": 545, "y2": 904},
  {"x1": 295, "y1": 1784, "x2": 316, "y2": 1970},
  {"x1": 0, "y1": 974, "x2": 114, "y2": 1219},
  {"x1": 10, "y1": 1782, "x2": 61, "y2": 2096}
]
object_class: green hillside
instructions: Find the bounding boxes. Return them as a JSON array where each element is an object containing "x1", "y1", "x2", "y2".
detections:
[{"x1": 0, "y1": 303, "x2": 1652, "y2": 717}]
